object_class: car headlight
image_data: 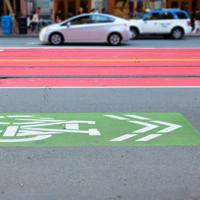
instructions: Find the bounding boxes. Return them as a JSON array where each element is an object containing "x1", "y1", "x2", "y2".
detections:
[{"x1": 40, "y1": 27, "x2": 48, "y2": 35}]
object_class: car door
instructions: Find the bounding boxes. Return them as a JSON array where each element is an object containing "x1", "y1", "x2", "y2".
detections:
[
  {"x1": 61, "y1": 15, "x2": 93, "y2": 42},
  {"x1": 140, "y1": 12, "x2": 160, "y2": 33},
  {"x1": 156, "y1": 11, "x2": 175, "y2": 33},
  {"x1": 87, "y1": 15, "x2": 115, "y2": 42}
]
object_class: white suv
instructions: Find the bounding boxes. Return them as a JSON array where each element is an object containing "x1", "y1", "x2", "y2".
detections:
[{"x1": 129, "y1": 9, "x2": 192, "y2": 39}]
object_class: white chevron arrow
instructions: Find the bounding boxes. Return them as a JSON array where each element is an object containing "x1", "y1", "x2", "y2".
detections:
[
  {"x1": 129, "y1": 121, "x2": 159, "y2": 133},
  {"x1": 152, "y1": 121, "x2": 182, "y2": 133},
  {"x1": 106, "y1": 114, "x2": 182, "y2": 142}
]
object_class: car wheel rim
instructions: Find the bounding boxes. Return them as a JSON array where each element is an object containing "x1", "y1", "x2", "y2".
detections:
[
  {"x1": 173, "y1": 30, "x2": 182, "y2": 39},
  {"x1": 51, "y1": 34, "x2": 62, "y2": 45},
  {"x1": 109, "y1": 34, "x2": 120, "y2": 45}
]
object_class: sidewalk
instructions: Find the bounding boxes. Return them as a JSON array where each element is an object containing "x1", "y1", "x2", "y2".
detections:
[{"x1": 0, "y1": 27, "x2": 38, "y2": 37}]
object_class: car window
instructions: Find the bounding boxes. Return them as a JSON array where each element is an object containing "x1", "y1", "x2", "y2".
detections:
[
  {"x1": 159, "y1": 12, "x2": 174, "y2": 20},
  {"x1": 145, "y1": 12, "x2": 160, "y2": 20},
  {"x1": 175, "y1": 12, "x2": 188, "y2": 19},
  {"x1": 70, "y1": 16, "x2": 92, "y2": 25},
  {"x1": 90, "y1": 15, "x2": 115, "y2": 23}
]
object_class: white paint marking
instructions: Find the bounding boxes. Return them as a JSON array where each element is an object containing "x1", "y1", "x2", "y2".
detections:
[
  {"x1": 153, "y1": 121, "x2": 182, "y2": 133},
  {"x1": 17, "y1": 130, "x2": 59, "y2": 136},
  {"x1": 22, "y1": 127, "x2": 71, "y2": 133},
  {"x1": 136, "y1": 134, "x2": 162, "y2": 142},
  {"x1": 104, "y1": 115, "x2": 129, "y2": 120},
  {"x1": 1, "y1": 47, "x2": 200, "y2": 50},
  {"x1": 125, "y1": 114, "x2": 150, "y2": 120},
  {"x1": 21, "y1": 121, "x2": 67, "y2": 128},
  {"x1": 111, "y1": 134, "x2": 137, "y2": 142},
  {"x1": 7, "y1": 115, "x2": 34, "y2": 118},
  {"x1": 3, "y1": 126, "x2": 18, "y2": 137},
  {"x1": 14, "y1": 121, "x2": 49, "y2": 125},
  {"x1": 19, "y1": 127, "x2": 101, "y2": 136},
  {"x1": 0, "y1": 122, "x2": 10, "y2": 125},
  {"x1": 0, "y1": 86, "x2": 200, "y2": 89},
  {"x1": 65, "y1": 123, "x2": 79, "y2": 130},
  {"x1": 130, "y1": 121, "x2": 158, "y2": 133},
  {"x1": 88, "y1": 129, "x2": 101, "y2": 136},
  {"x1": 38, "y1": 118, "x2": 54, "y2": 120}
]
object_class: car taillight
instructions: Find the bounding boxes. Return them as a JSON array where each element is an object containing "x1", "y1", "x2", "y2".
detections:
[{"x1": 187, "y1": 20, "x2": 191, "y2": 26}]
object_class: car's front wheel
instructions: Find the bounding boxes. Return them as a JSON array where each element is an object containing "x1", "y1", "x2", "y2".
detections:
[
  {"x1": 49, "y1": 33, "x2": 64, "y2": 45},
  {"x1": 171, "y1": 28, "x2": 184, "y2": 39},
  {"x1": 108, "y1": 33, "x2": 122, "y2": 46}
]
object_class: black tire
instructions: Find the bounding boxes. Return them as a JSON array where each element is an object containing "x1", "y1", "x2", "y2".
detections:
[
  {"x1": 108, "y1": 33, "x2": 122, "y2": 46},
  {"x1": 171, "y1": 28, "x2": 184, "y2": 40},
  {"x1": 130, "y1": 27, "x2": 139, "y2": 39},
  {"x1": 49, "y1": 33, "x2": 64, "y2": 45}
]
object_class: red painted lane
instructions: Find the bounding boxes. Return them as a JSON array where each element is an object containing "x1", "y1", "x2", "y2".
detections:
[
  {"x1": 0, "y1": 49, "x2": 200, "y2": 67},
  {"x1": 1, "y1": 49, "x2": 200, "y2": 60},
  {"x1": 1, "y1": 48, "x2": 200, "y2": 56},
  {"x1": 0, "y1": 67, "x2": 200, "y2": 76},
  {"x1": 0, "y1": 48, "x2": 200, "y2": 87}
]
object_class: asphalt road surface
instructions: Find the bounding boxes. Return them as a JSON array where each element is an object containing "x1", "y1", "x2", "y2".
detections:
[
  {"x1": 0, "y1": 88, "x2": 200, "y2": 200},
  {"x1": 0, "y1": 36, "x2": 200, "y2": 48},
  {"x1": 0, "y1": 43, "x2": 200, "y2": 200}
]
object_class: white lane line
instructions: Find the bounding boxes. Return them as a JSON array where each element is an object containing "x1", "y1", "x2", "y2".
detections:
[
  {"x1": 111, "y1": 134, "x2": 138, "y2": 142},
  {"x1": 136, "y1": 134, "x2": 162, "y2": 142},
  {"x1": 0, "y1": 86, "x2": 200, "y2": 89},
  {"x1": 0, "y1": 47, "x2": 200, "y2": 50}
]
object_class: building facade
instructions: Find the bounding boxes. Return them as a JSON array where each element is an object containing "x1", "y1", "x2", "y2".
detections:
[{"x1": 0, "y1": 0, "x2": 200, "y2": 20}]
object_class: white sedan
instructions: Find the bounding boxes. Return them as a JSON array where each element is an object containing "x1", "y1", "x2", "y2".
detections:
[{"x1": 39, "y1": 13, "x2": 131, "y2": 46}]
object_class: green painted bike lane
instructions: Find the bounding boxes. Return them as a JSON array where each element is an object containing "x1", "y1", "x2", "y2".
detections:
[{"x1": 0, "y1": 113, "x2": 200, "y2": 147}]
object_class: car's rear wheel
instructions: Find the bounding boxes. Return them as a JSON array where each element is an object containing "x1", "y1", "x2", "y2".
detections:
[
  {"x1": 108, "y1": 33, "x2": 122, "y2": 46},
  {"x1": 130, "y1": 27, "x2": 139, "y2": 39},
  {"x1": 171, "y1": 28, "x2": 184, "y2": 39},
  {"x1": 49, "y1": 33, "x2": 64, "y2": 45}
]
